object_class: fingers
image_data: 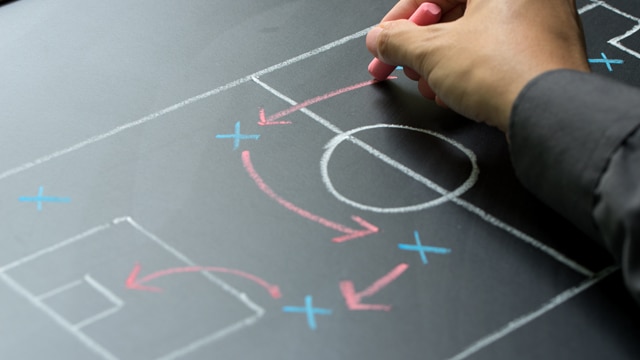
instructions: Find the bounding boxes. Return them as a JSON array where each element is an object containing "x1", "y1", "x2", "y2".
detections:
[
  {"x1": 365, "y1": 25, "x2": 385, "y2": 58},
  {"x1": 417, "y1": 78, "x2": 436, "y2": 100},
  {"x1": 403, "y1": 66, "x2": 421, "y2": 80},
  {"x1": 367, "y1": 20, "x2": 434, "y2": 73},
  {"x1": 370, "y1": 1, "x2": 463, "y2": 106},
  {"x1": 381, "y1": 0, "x2": 465, "y2": 22},
  {"x1": 367, "y1": 21, "x2": 443, "y2": 104},
  {"x1": 435, "y1": 96, "x2": 449, "y2": 109},
  {"x1": 440, "y1": 3, "x2": 466, "y2": 22}
]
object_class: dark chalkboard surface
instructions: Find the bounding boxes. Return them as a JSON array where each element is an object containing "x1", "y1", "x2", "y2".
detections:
[{"x1": 1, "y1": 0, "x2": 640, "y2": 359}]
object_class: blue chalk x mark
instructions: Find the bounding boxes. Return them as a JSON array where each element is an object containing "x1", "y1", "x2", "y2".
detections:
[
  {"x1": 216, "y1": 121, "x2": 260, "y2": 150},
  {"x1": 588, "y1": 52, "x2": 623, "y2": 72},
  {"x1": 282, "y1": 295, "x2": 332, "y2": 330},
  {"x1": 398, "y1": 230, "x2": 451, "y2": 265},
  {"x1": 19, "y1": 186, "x2": 70, "y2": 211}
]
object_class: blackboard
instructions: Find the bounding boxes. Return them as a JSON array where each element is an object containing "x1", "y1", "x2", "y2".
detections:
[{"x1": 1, "y1": 0, "x2": 640, "y2": 359}]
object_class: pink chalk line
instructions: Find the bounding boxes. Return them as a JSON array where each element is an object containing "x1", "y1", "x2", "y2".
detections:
[
  {"x1": 241, "y1": 150, "x2": 378, "y2": 243},
  {"x1": 126, "y1": 263, "x2": 282, "y2": 299},
  {"x1": 340, "y1": 263, "x2": 409, "y2": 311},
  {"x1": 258, "y1": 77, "x2": 397, "y2": 125}
]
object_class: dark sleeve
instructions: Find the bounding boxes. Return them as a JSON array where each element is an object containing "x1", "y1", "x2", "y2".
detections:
[{"x1": 508, "y1": 69, "x2": 640, "y2": 304}]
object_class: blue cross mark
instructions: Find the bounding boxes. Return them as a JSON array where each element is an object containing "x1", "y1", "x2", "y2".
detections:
[
  {"x1": 588, "y1": 52, "x2": 623, "y2": 72},
  {"x1": 282, "y1": 295, "x2": 332, "y2": 330},
  {"x1": 19, "y1": 186, "x2": 70, "y2": 211},
  {"x1": 398, "y1": 230, "x2": 451, "y2": 265},
  {"x1": 215, "y1": 121, "x2": 260, "y2": 150}
]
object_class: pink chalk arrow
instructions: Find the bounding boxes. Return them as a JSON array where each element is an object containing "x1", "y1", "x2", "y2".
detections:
[
  {"x1": 242, "y1": 150, "x2": 379, "y2": 243},
  {"x1": 126, "y1": 263, "x2": 282, "y2": 299},
  {"x1": 340, "y1": 263, "x2": 409, "y2": 311},
  {"x1": 258, "y1": 78, "x2": 396, "y2": 126}
]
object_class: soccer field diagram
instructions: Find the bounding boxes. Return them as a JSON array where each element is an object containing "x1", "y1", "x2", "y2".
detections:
[
  {"x1": 1, "y1": 1, "x2": 639, "y2": 359},
  {"x1": 0, "y1": 217, "x2": 263, "y2": 360}
]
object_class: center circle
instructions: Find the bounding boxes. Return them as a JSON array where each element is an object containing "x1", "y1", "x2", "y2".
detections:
[{"x1": 320, "y1": 124, "x2": 479, "y2": 213}]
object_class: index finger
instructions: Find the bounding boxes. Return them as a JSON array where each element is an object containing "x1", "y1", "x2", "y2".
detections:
[{"x1": 381, "y1": 0, "x2": 465, "y2": 22}]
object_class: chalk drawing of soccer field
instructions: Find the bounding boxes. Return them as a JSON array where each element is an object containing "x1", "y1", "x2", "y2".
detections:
[
  {"x1": 0, "y1": 1, "x2": 636, "y2": 358},
  {"x1": 0, "y1": 217, "x2": 263, "y2": 360}
]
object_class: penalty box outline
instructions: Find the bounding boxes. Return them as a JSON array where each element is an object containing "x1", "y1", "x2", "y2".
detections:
[
  {"x1": 0, "y1": 216, "x2": 264, "y2": 360},
  {"x1": 0, "y1": 17, "x2": 622, "y2": 359},
  {"x1": 0, "y1": 218, "x2": 619, "y2": 360}
]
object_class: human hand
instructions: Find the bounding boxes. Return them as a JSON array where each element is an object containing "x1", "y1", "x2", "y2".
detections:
[{"x1": 366, "y1": 0, "x2": 590, "y2": 132}]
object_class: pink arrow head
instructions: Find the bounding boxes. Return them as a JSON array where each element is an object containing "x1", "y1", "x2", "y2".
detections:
[
  {"x1": 340, "y1": 281, "x2": 391, "y2": 311},
  {"x1": 257, "y1": 77, "x2": 398, "y2": 126},
  {"x1": 258, "y1": 107, "x2": 292, "y2": 126},
  {"x1": 242, "y1": 150, "x2": 379, "y2": 244},
  {"x1": 339, "y1": 263, "x2": 409, "y2": 311},
  {"x1": 125, "y1": 263, "x2": 163, "y2": 292},
  {"x1": 332, "y1": 215, "x2": 379, "y2": 243}
]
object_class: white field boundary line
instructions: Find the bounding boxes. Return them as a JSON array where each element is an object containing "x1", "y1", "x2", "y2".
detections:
[
  {"x1": 579, "y1": 0, "x2": 640, "y2": 59},
  {"x1": 446, "y1": 266, "x2": 619, "y2": 360},
  {"x1": 0, "y1": 217, "x2": 265, "y2": 360},
  {"x1": 251, "y1": 77, "x2": 594, "y2": 277},
  {"x1": 0, "y1": 27, "x2": 371, "y2": 182}
]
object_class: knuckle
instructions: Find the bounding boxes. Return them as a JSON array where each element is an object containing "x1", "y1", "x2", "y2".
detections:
[{"x1": 376, "y1": 26, "x2": 394, "y2": 60}]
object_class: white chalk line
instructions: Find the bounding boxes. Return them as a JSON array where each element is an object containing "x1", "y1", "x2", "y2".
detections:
[
  {"x1": 36, "y1": 279, "x2": 84, "y2": 300},
  {"x1": 85, "y1": 274, "x2": 124, "y2": 308},
  {"x1": 155, "y1": 315, "x2": 260, "y2": 360},
  {"x1": 73, "y1": 274, "x2": 125, "y2": 330},
  {"x1": 0, "y1": 29, "x2": 368, "y2": 354},
  {"x1": 578, "y1": 0, "x2": 603, "y2": 14},
  {"x1": 251, "y1": 76, "x2": 345, "y2": 134},
  {"x1": 0, "y1": 17, "x2": 613, "y2": 355},
  {"x1": 446, "y1": 266, "x2": 619, "y2": 360},
  {"x1": 322, "y1": 125, "x2": 479, "y2": 213},
  {"x1": 105, "y1": 217, "x2": 266, "y2": 360},
  {"x1": 252, "y1": 78, "x2": 593, "y2": 277},
  {"x1": 72, "y1": 306, "x2": 122, "y2": 329},
  {"x1": 253, "y1": 78, "x2": 478, "y2": 210},
  {"x1": 119, "y1": 216, "x2": 265, "y2": 317},
  {"x1": 73, "y1": 304, "x2": 121, "y2": 331},
  {"x1": 0, "y1": 222, "x2": 112, "y2": 273},
  {"x1": 579, "y1": 0, "x2": 640, "y2": 59},
  {"x1": 0, "y1": 272, "x2": 119, "y2": 360},
  {"x1": 0, "y1": 217, "x2": 266, "y2": 360},
  {"x1": 0, "y1": 16, "x2": 595, "y2": 275},
  {"x1": 254, "y1": 77, "x2": 603, "y2": 359},
  {"x1": 0, "y1": 27, "x2": 371, "y2": 182}
]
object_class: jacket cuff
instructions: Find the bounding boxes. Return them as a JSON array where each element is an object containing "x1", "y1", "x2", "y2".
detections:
[{"x1": 509, "y1": 69, "x2": 640, "y2": 241}]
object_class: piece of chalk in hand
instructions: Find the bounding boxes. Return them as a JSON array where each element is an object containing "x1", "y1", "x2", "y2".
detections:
[{"x1": 368, "y1": 2, "x2": 442, "y2": 80}]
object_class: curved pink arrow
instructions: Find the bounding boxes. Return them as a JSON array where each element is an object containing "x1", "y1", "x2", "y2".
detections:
[
  {"x1": 258, "y1": 77, "x2": 397, "y2": 126},
  {"x1": 126, "y1": 263, "x2": 282, "y2": 299},
  {"x1": 340, "y1": 263, "x2": 409, "y2": 311},
  {"x1": 242, "y1": 150, "x2": 378, "y2": 243}
]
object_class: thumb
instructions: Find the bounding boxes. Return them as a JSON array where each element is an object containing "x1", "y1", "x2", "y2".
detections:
[{"x1": 366, "y1": 20, "x2": 433, "y2": 73}]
